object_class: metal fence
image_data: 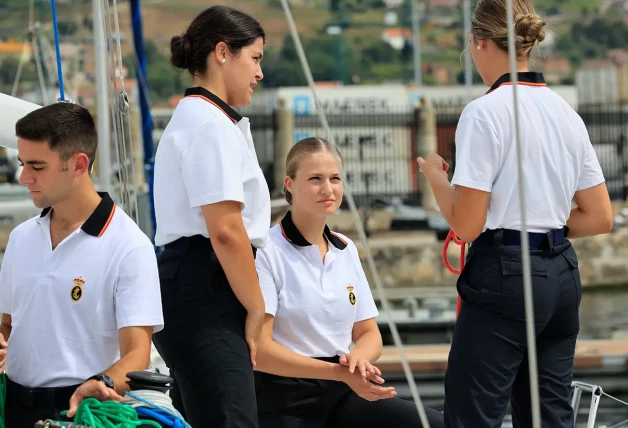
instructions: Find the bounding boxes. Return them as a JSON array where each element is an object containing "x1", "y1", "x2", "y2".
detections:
[
  {"x1": 579, "y1": 103, "x2": 628, "y2": 200},
  {"x1": 293, "y1": 110, "x2": 418, "y2": 207},
  {"x1": 434, "y1": 103, "x2": 628, "y2": 201},
  {"x1": 155, "y1": 101, "x2": 628, "y2": 204},
  {"x1": 246, "y1": 108, "x2": 420, "y2": 206}
]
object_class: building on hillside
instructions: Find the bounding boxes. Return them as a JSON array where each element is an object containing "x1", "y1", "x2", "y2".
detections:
[
  {"x1": 576, "y1": 59, "x2": 628, "y2": 105},
  {"x1": 0, "y1": 39, "x2": 32, "y2": 59},
  {"x1": 538, "y1": 55, "x2": 572, "y2": 84}
]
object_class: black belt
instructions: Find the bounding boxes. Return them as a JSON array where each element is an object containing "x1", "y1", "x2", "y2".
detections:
[
  {"x1": 474, "y1": 227, "x2": 567, "y2": 250},
  {"x1": 164, "y1": 235, "x2": 257, "y2": 258},
  {"x1": 7, "y1": 377, "x2": 80, "y2": 409}
]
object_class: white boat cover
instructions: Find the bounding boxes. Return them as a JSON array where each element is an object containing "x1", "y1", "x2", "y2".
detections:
[{"x1": 0, "y1": 92, "x2": 41, "y2": 150}]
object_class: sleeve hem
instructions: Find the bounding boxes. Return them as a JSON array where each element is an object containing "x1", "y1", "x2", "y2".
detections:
[
  {"x1": 355, "y1": 310, "x2": 379, "y2": 322},
  {"x1": 117, "y1": 318, "x2": 165, "y2": 333},
  {"x1": 451, "y1": 178, "x2": 493, "y2": 193},
  {"x1": 576, "y1": 177, "x2": 606, "y2": 192},
  {"x1": 189, "y1": 193, "x2": 245, "y2": 209}
]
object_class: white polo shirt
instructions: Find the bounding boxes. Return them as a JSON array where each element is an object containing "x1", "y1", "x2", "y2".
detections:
[
  {"x1": 153, "y1": 87, "x2": 271, "y2": 248},
  {"x1": 451, "y1": 72, "x2": 605, "y2": 233},
  {"x1": 0, "y1": 192, "x2": 164, "y2": 388},
  {"x1": 255, "y1": 211, "x2": 379, "y2": 358}
]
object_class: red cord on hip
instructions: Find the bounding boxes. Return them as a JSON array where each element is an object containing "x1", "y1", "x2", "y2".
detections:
[{"x1": 442, "y1": 229, "x2": 465, "y2": 317}]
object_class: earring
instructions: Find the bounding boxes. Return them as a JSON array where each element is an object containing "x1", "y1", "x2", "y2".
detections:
[
  {"x1": 221, "y1": 58, "x2": 226, "y2": 63},
  {"x1": 477, "y1": 46, "x2": 481, "y2": 50}
]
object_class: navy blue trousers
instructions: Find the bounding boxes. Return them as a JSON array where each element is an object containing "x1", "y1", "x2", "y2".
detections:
[{"x1": 444, "y1": 230, "x2": 581, "y2": 428}]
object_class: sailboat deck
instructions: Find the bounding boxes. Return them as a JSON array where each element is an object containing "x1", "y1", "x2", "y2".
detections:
[{"x1": 376, "y1": 340, "x2": 628, "y2": 373}]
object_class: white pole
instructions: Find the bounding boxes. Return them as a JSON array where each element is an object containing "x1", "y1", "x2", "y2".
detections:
[
  {"x1": 505, "y1": 0, "x2": 541, "y2": 425},
  {"x1": 93, "y1": 0, "x2": 112, "y2": 193},
  {"x1": 411, "y1": 0, "x2": 422, "y2": 87}
]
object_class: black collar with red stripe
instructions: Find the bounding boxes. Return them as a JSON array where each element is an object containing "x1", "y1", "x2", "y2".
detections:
[
  {"x1": 184, "y1": 87, "x2": 242, "y2": 123},
  {"x1": 280, "y1": 210, "x2": 348, "y2": 250},
  {"x1": 486, "y1": 72, "x2": 546, "y2": 94},
  {"x1": 40, "y1": 192, "x2": 116, "y2": 237}
]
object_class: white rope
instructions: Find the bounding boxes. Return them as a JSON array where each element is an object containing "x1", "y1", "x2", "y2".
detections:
[
  {"x1": 123, "y1": 390, "x2": 191, "y2": 428},
  {"x1": 11, "y1": 0, "x2": 34, "y2": 98},
  {"x1": 92, "y1": 0, "x2": 113, "y2": 194},
  {"x1": 602, "y1": 391, "x2": 628, "y2": 408},
  {"x1": 112, "y1": 0, "x2": 140, "y2": 225},
  {"x1": 102, "y1": 0, "x2": 126, "y2": 208},
  {"x1": 505, "y1": 0, "x2": 541, "y2": 426},
  {"x1": 31, "y1": 32, "x2": 49, "y2": 105},
  {"x1": 278, "y1": 1, "x2": 431, "y2": 426},
  {"x1": 122, "y1": 389, "x2": 178, "y2": 413},
  {"x1": 11, "y1": 39, "x2": 30, "y2": 98},
  {"x1": 102, "y1": 0, "x2": 140, "y2": 224}
]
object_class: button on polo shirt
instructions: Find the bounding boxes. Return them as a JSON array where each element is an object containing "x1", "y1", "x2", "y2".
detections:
[
  {"x1": 255, "y1": 211, "x2": 379, "y2": 358},
  {"x1": 153, "y1": 86, "x2": 271, "y2": 248},
  {"x1": 451, "y1": 72, "x2": 605, "y2": 233},
  {"x1": 0, "y1": 192, "x2": 164, "y2": 388}
]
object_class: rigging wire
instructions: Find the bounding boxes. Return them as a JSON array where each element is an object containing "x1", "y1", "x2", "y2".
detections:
[{"x1": 278, "y1": 0, "x2": 432, "y2": 426}]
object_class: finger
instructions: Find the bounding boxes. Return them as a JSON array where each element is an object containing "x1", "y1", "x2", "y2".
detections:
[
  {"x1": 371, "y1": 385, "x2": 396, "y2": 398},
  {"x1": 358, "y1": 361, "x2": 367, "y2": 378},
  {"x1": 66, "y1": 393, "x2": 80, "y2": 417},
  {"x1": 247, "y1": 339, "x2": 257, "y2": 366},
  {"x1": 339, "y1": 354, "x2": 348, "y2": 366},
  {"x1": 91, "y1": 382, "x2": 112, "y2": 401},
  {"x1": 107, "y1": 389, "x2": 124, "y2": 403},
  {"x1": 367, "y1": 373, "x2": 385, "y2": 385},
  {"x1": 364, "y1": 361, "x2": 373, "y2": 376},
  {"x1": 348, "y1": 357, "x2": 357, "y2": 374},
  {"x1": 416, "y1": 157, "x2": 426, "y2": 166},
  {"x1": 372, "y1": 365, "x2": 382, "y2": 376}
]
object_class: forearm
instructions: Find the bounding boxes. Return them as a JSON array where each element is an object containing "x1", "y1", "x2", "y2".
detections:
[
  {"x1": 566, "y1": 207, "x2": 612, "y2": 238},
  {"x1": 256, "y1": 340, "x2": 345, "y2": 382},
  {"x1": 352, "y1": 331, "x2": 383, "y2": 363},
  {"x1": 0, "y1": 322, "x2": 11, "y2": 342},
  {"x1": 212, "y1": 229, "x2": 264, "y2": 313},
  {"x1": 425, "y1": 173, "x2": 459, "y2": 229},
  {"x1": 103, "y1": 348, "x2": 151, "y2": 395}
]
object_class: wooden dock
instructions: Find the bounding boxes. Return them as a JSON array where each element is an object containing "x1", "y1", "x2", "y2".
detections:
[{"x1": 376, "y1": 339, "x2": 628, "y2": 373}]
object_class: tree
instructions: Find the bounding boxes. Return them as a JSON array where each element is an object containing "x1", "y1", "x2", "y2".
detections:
[
  {"x1": 57, "y1": 21, "x2": 78, "y2": 36},
  {"x1": 456, "y1": 68, "x2": 483, "y2": 85},
  {"x1": 0, "y1": 55, "x2": 21, "y2": 85}
]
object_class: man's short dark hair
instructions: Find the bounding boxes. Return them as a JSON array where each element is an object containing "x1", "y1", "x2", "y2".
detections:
[{"x1": 15, "y1": 102, "x2": 98, "y2": 168}]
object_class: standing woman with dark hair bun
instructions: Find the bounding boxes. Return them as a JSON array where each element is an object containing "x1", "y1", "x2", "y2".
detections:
[
  {"x1": 417, "y1": 0, "x2": 613, "y2": 427},
  {"x1": 152, "y1": 6, "x2": 269, "y2": 428}
]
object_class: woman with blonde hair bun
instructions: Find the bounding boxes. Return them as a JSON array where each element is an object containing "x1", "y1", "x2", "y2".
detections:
[{"x1": 417, "y1": 0, "x2": 613, "y2": 426}]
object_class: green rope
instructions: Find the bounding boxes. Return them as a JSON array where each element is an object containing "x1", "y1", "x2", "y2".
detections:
[
  {"x1": 0, "y1": 372, "x2": 6, "y2": 428},
  {"x1": 56, "y1": 398, "x2": 162, "y2": 428}
]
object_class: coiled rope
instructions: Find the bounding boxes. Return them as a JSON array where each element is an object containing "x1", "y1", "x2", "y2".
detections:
[{"x1": 56, "y1": 398, "x2": 161, "y2": 428}]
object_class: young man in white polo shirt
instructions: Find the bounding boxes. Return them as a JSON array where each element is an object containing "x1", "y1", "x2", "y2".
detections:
[{"x1": 0, "y1": 102, "x2": 164, "y2": 427}]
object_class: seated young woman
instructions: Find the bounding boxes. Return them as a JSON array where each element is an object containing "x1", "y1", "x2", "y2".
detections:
[{"x1": 253, "y1": 137, "x2": 445, "y2": 428}]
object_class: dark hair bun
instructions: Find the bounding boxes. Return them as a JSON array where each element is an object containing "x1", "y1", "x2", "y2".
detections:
[{"x1": 170, "y1": 34, "x2": 191, "y2": 70}]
